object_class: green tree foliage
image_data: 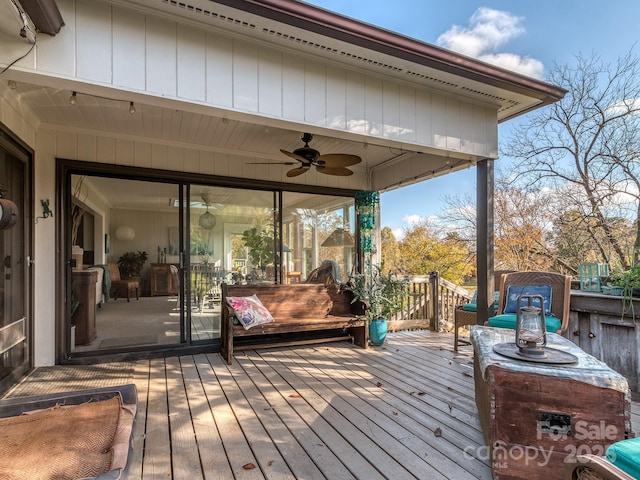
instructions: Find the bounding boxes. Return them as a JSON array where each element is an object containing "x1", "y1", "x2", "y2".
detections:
[
  {"x1": 380, "y1": 226, "x2": 400, "y2": 273},
  {"x1": 389, "y1": 221, "x2": 473, "y2": 284}
]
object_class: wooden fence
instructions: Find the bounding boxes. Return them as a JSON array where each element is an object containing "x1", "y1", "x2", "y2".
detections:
[{"x1": 388, "y1": 272, "x2": 473, "y2": 332}]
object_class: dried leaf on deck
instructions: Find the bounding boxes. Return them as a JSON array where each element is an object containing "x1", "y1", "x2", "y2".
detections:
[
  {"x1": 243, "y1": 463, "x2": 256, "y2": 470},
  {"x1": 434, "y1": 427, "x2": 442, "y2": 437}
]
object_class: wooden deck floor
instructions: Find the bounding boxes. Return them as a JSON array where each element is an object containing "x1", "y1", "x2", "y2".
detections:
[{"x1": 4, "y1": 331, "x2": 639, "y2": 479}]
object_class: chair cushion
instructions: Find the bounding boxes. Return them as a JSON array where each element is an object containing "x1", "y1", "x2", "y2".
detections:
[
  {"x1": 504, "y1": 285, "x2": 552, "y2": 315},
  {"x1": 487, "y1": 313, "x2": 562, "y2": 332},
  {"x1": 606, "y1": 437, "x2": 640, "y2": 478},
  {"x1": 462, "y1": 291, "x2": 500, "y2": 312}
]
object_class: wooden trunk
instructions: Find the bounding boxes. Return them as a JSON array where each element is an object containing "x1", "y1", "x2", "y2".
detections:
[{"x1": 472, "y1": 326, "x2": 633, "y2": 480}]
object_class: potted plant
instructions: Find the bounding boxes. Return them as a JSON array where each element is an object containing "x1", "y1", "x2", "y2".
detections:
[
  {"x1": 117, "y1": 251, "x2": 149, "y2": 279},
  {"x1": 343, "y1": 265, "x2": 408, "y2": 345},
  {"x1": 241, "y1": 227, "x2": 274, "y2": 274},
  {"x1": 605, "y1": 265, "x2": 640, "y2": 297}
]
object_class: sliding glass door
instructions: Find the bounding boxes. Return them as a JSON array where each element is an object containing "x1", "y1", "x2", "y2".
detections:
[{"x1": 63, "y1": 161, "x2": 355, "y2": 358}]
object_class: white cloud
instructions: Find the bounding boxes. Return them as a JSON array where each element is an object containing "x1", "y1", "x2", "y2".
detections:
[
  {"x1": 402, "y1": 214, "x2": 423, "y2": 225},
  {"x1": 437, "y1": 7, "x2": 543, "y2": 78},
  {"x1": 391, "y1": 227, "x2": 404, "y2": 239},
  {"x1": 606, "y1": 97, "x2": 640, "y2": 117},
  {"x1": 478, "y1": 53, "x2": 544, "y2": 79}
]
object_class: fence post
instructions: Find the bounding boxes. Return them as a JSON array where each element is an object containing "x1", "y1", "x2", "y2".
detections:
[{"x1": 430, "y1": 271, "x2": 440, "y2": 331}]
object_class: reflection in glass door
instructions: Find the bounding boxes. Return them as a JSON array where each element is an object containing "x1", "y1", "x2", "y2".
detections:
[
  {"x1": 188, "y1": 186, "x2": 277, "y2": 343},
  {"x1": 0, "y1": 141, "x2": 30, "y2": 393},
  {"x1": 69, "y1": 175, "x2": 183, "y2": 354}
]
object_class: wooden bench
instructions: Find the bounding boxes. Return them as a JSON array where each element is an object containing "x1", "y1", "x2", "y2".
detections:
[{"x1": 220, "y1": 283, "x2": 367, "y2": 364}]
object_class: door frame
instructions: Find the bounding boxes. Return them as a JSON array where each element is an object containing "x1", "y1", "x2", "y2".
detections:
[
  {"x1": 0, "y1": 125, "x2": 33, "y2": 393},
  {"x1": 56, "y1": 158, "x2": 357, "y2": 363}
]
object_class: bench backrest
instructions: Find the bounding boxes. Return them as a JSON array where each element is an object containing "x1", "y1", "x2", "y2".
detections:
[{"x1": 222, "y1": 283, "x2": 353, "y2": 322}]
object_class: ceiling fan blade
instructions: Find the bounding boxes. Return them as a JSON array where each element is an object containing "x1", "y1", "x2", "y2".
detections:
[
  {"x1": 280, "y1": 149, "x2": 310, "y2": 164},
  {"x1": 246, "y1": 161, "x2": 296, "y2": 165},
  {"x1": 316, "y1": 153, "x2": 362, "y2": 167},
  {"x1": 315, "y1": 165, "x2": 354, "y2": 176},
  {"x1": 286, "y1": 166, "x2": 310, "y2": 177}
]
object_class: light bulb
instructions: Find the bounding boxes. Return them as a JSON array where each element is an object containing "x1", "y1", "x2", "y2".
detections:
[
  {"x1": 129, "y1": 102, "x2": 136, "y2": 114},
  {"x1": 69, "y1": 91, "x2": 77, "y2": 105}
]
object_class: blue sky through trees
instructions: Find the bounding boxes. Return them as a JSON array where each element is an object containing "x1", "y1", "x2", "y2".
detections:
[{"x1": 305, "y1": 0, "x2": 640, "y2": 237}]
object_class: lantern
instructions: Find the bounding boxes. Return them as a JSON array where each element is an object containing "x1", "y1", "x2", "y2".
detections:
[{"x1": 515, "y1": 294, "x2": 546, "y2": 358}]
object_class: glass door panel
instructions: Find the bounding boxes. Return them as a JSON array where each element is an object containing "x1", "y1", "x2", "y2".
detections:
[
  {"x1": 188, "y1": 186, "x2": 277, "y2": 343},
  {"x1": 69, "y1": 175, "x2": 183, "y2": 353},
  {"x1": 0, "y1": 146, "x2": 29, "y2": 393},
  {"x1": 282, "y1": 193, "x2": 355, "y2": 284}
]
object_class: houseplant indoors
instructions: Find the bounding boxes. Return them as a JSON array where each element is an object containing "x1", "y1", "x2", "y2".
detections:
[
  {"x1": 117, "y1": 251, "x2": 149, "y2": 280},
  {"x1": 344, "y1": 265, "x2": 408, "y2": 345}
]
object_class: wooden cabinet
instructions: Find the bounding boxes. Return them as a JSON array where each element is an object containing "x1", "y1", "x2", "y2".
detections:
[
  {"x1": 150, "y1": 263, "x2": 179, "y2": 296},
  {"x1": 73, "y1": 270, "x2": 97, "y2": 345}
]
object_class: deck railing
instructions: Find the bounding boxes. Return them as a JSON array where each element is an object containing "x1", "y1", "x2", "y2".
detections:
[{"x1": 388, "y1": 272, "x2": 473, "y2": 332}]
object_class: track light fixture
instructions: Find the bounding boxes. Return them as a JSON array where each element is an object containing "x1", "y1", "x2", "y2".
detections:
[{"x1": 68, "y1": 90, "x2": 137, "y2": 114}]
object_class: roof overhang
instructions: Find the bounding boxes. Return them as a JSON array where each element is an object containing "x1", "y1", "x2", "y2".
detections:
[{"x1": 120, "y1": 0, "x2": 566, "y2": 122}]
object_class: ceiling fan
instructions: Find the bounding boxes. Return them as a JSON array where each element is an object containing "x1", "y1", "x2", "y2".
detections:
[{"x1": 250, "y1": 133, "x2": 362, "y2": 177}]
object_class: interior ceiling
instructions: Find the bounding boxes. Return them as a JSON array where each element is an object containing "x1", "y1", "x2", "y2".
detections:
[{"x1": 81, "y1": 175, "x2": 350, "y2": 215}]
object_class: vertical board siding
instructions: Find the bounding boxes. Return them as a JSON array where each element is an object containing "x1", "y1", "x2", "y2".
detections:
[
  {"x1": 145, "y1": 16, "x2": 177, "y2": 97},
  {"x1": 445, "y1": 98, "x2": 462, "y2": 152},
  {"x1": 232, "y1": 40, "x2": 259, "y2": 113},
  {"x1": 26, "y1": 0, "x2": 496, "y2": 161},
  {"x1": 77, "y1": 135, "x2": 97, "y2": 162},
  {"x1": 304, "y1": 61, "x2": 327, "y2": 125},
  {"x1": 282, "y1": 54, "x2": 305, "y2": 122},
  {"x1": 382, "y1": 81, "x2": 400, "y2": 139},
  {"x1": 116, "y1": 139, "x2": 135, "y2": 166},
  {"x1": 206, "y1": 34, "x2": 234, "y2": 108},
  {"x1": 177, "y1": 25, "x2": 206, "y2": 102},
  {"x1": 399, "y1": 88, "x2": 417, "y2": 143},
  {"x1": 258, "y1": 48, "x2": 283, "y2": 117},
  {"x1": 326, "y1": 66, "x2": 346, "y2": 130},
  {"x1": 415, "y1": 90, "x2": 433, "y2": 146},
  {"x1": 365, "y1": 77, "x2": 383, "y2": 136},
  {"x1": 345, "y1": 71, "x2": 366, "y2": 134},
  {"x1": 112, "y1": 6, "x2": 146, "y2": 90},
  {"x1": 76, "y1": 1, "x2": 112, "y2": 83}
]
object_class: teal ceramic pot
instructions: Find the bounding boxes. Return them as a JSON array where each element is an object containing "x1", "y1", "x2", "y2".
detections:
[{"x1": 369, "y1": 318, "x2": 388, "y2": 346}]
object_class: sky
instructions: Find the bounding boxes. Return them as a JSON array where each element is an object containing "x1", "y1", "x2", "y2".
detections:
[{"x1": 304, "y1": 0, "x2": 640, "y2": 237}]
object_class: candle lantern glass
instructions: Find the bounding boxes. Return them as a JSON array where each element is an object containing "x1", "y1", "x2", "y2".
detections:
[{"x1": 515, "y1": 294, "x2": 546, "y2": 356}]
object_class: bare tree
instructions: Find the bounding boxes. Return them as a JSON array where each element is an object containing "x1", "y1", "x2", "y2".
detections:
[{"x1": 503, "y1": 50, "x2": 640, "y2": 269}]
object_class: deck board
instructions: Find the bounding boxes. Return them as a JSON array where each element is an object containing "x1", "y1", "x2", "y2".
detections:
[{"x1": 3, "y1": 330, "x2": 638, "y2": 480}]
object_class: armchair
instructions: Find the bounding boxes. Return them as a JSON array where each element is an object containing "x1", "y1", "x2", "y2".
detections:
[
  {"x1": 489, "y1": 271, "x2": 571, "y2": 333},
  {"x1": 453, "y1": 270, "x2": 514, "y2": 351},
  {"x1": 107, "y1": 263, "x2": 139, "y2": 302}
]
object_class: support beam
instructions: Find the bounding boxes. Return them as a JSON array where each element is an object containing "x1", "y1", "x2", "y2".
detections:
[{"x1": 476, "y1": 159, "x2": 495, "y2": 326}]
